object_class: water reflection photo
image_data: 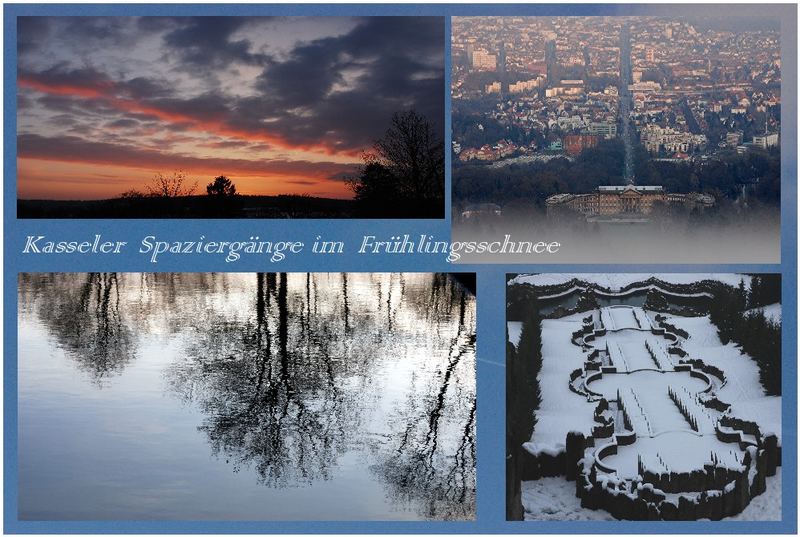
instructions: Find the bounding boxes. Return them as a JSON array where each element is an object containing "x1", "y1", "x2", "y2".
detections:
[{"x1": 17, "y1": 273, "x2": 476, "y2": 521}]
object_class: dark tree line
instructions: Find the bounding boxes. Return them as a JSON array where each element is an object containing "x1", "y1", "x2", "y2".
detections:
[
  {"x1": 576, "y1": 289, "x2": 599, "y2": 312},
  {"x1": 635, "y1": 148, "x2": 780, "y2": 205},
  {"x1": 708, "y1": 275, "x2": 781, "y2": 395},
  {"x1": 506, "y1": 308, "x2": 543, "y2": 520},
  {"x1": 644, "y1": 288, "x2": 670, "y2": 312},
  {"x1": 453, "y1": 138, "x2": 780, "y2": 209},
  {"x1": 455, "y1": 140, "x2": 627, "y2": 207}
]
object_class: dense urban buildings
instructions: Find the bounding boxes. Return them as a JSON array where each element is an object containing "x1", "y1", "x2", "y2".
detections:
[{"x1": 453, "y1": 16, "x2": 780, "y2": 161}]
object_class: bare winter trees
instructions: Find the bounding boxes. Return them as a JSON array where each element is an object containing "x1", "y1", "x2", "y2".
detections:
[
  {"x1": 349, "y1": 110, "x2": 444, "y2": 217},
  {"x1": 118, "y1": 170, "x2": 198, "y2": 199}
]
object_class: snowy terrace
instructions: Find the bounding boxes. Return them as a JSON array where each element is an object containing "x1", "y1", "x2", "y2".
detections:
[
  {"x1": 579, "y1": 307, "x2": 746, "y2": 477},
  {"x1": 518, "y1": 295, "x2": 781, "y2": 520}
]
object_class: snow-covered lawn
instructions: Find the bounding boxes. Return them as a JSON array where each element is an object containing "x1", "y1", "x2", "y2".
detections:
[
  {"x1": 665, "y1": 313, "x2": 781, "y2": 441},
  {"x1": 523, "y1": 314, "x2": 595, "y2": 455},
  {"x1": 507, "y1": 321, "x2": 523, "y2": 348},
  {"x1": 522, "y1": 469, "x2": 782, "y2": 521}
]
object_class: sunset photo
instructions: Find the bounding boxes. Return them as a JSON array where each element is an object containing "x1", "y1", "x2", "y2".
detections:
[{"x1": 16, "y1": 16, "x2": 445, "y2": 218}]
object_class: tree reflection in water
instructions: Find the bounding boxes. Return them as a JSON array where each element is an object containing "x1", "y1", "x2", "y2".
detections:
[
  {"x1": 19, "y1": 272, "x2": 476, "y2": 520},
  {"x1": 167, "y1": 273, "x2": 356, "y2": 488},
  {"x1": 371, "y1": 275, "x2": 477, "y2": 520},
  {"x1": 19, "y1": 272, "x2": 135, "y2": 385}
]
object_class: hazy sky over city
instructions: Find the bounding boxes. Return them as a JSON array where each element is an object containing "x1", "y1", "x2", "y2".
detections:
[{"x1": 17, "y1": 16, "x2": 444, "y2": 199}]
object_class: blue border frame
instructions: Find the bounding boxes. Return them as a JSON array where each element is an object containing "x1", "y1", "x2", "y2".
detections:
[{"x1": 3, "y1": 3, "x2": 797, "y2": 534}]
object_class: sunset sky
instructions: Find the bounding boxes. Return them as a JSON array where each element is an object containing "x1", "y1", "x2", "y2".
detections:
[{"x1": 17, "y1": 16, "x2": 444, "y2": 200}]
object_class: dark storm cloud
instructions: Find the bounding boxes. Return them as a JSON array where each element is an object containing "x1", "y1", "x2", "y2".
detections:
[
  {"x1": 106, "y1": 118, "x2": 140, "y2": 129},
  {"x1": 342, "y1": 16, "x2": 444, "y2": 62},
  {"x1": 20, "y1": 17, "x2": 160, "y2": 57},
  {"x1": 148, "y1": 92, "x2": 233, "y2": 122},
  {"x1": 199, "y1": 140, "x2": 263, "y2": 150},
  {"x1": 118, "y1": 77, "x2": 172, "y2": 100},
  {"x1": 256, "y1": 37, "x2": 344, "y2": 108},
  {"x1": 20, "y1": 64, "x2": 172, "y2": 101},
  {"x1": 248, "y1": 16, "x2": 445, "y2": 149},
  {"x1": 20, "y1": 64, "x2": 112, "y2": 91},
  {"x1": 163, "y1": 17, "x2": 268, "y2": 68},
  {"x1": 61, "y1": 17, "x2": 132, "y2": 41},
  {"x1": 35, "y1": 93, "x2": 118, "y2": 117},
  {"x1": 17, "y1": 17, "x2": 51, "y2": 55}
]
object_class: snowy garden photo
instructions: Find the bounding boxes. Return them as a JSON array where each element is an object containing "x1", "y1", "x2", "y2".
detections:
[{"x1": 506, "y1": 274, "x2": 781, "y2": 521}]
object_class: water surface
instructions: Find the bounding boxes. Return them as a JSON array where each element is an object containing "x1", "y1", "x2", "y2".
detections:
[{"x1": 18, "y1": 273, "x2": 476, "y2": 521}]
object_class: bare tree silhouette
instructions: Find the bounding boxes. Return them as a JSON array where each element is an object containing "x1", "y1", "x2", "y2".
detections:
[
  {"x1": 349, "y1": 111, "x2": 444, "y2": 217},
  {"x1": 369, "y1": 280, "x2": 477, "y2": 520},
  {"x1": 165, "y1": 273, "x2": 363, "y2": 486}
]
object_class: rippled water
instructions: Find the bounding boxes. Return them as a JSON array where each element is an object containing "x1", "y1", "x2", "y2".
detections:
[{"x1": 17, "y1": 273, "x2": 476, "y2": 521}]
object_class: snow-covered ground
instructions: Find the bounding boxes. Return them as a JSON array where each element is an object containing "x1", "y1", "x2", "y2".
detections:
[
  {"x1": 746, "y1": 303, "x2": 782, "y2": 324},
  {"x1": 509, "y1": 273, "x2": 751, "y2": 290},
  {"x1": 522, "y1": 469, "x2": 782, "y2": 521},
  {"x1": 665, "y1": 313, "x2": 782, "y2": 441},
  {"x1": 586, "y1": 321, "x2": 744, "y2": 478},
  {"x1": 522, "y1": 477, "x2": 615, "y2": 521},
  {"x1": 507, "y1": 321, "x2": 523, "y2": 348},
  {"x1": 523, "y1": 313, "x2": 595, "y2": 455}
]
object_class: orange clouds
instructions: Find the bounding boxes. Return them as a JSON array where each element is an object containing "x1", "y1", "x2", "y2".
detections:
[{"x1": 18, "y1": 75, "x2": 362, "y2": 160}]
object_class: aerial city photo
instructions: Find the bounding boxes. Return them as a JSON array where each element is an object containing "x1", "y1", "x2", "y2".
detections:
[
  {"x1": 451, "y1": 15, "x2": 782, "y2": 263},
  {"x1": 16, "y1": 16, "x2": 445, "y2": 218},
  {"x1": 506, "y1": 273, "x2": 782, "y2": 521}
]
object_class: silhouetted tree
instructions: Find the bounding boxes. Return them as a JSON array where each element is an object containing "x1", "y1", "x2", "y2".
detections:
[
  {"x1": 146, "y1": 170, "x2": 198, "y2": 197},
  {"x1": 349, "y1": 110, "x2": 444, "y2": 217},
  {"x1": 506, "y1": 308, "x2": 542, "y2": 520},
  {"x1": 206, "y1": 175, "x2": 237, "y2": 196}
]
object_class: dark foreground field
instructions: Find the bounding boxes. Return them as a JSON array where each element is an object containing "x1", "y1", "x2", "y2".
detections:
[
  {"x1": 19, "y1": 194, "x2": 445, "y2": 219},
  {"x1": 19, "y1": 195, "x2": 359, "y2": 219}
]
